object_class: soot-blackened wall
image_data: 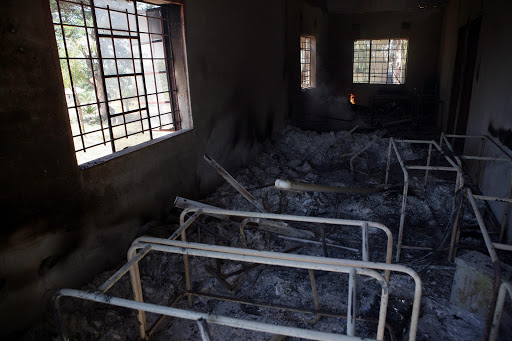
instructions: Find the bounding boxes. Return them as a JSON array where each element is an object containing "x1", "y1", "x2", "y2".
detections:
[{"x1": 0, "y1": 0, "x2": 288, "y2": 332}]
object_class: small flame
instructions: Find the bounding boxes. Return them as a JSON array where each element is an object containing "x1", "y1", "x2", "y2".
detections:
[{"x1": 350, "y1": 94, "x2": 356, "y2": 105}]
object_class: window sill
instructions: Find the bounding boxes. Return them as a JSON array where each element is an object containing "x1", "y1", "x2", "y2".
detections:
[{"x1": 78, "y1": 128, "x2": 194, "y2": 170}]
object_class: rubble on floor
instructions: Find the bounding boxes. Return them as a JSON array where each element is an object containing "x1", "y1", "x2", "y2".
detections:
[{"x1": 28, "y1": 126, "x2": 491, "y2": 340}]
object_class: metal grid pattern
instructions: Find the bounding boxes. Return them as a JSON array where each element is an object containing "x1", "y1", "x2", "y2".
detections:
[
  {"x1": 50, "y1": 0, "x2": 181, "y2": 165},
  {"x1": 384, "y1": 137, "x2": 464, "y2": 261},
  {"x1": 53, "y1": 201, "x2": 422, "y2": 341},
  {"x1": 300, "y1": 36, "x2": 312, "y2": 89},
  {"x1": 353, "y1": 40, "x2": 371, "y2": 83},
  {"x1": 52, "y1": 204, "x2": 423, "y2": 341},
  {"x1": 353, "y1": 39, "x2": 408, "y2": 85}
]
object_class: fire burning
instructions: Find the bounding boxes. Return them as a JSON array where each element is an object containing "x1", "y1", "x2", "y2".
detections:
[{"x1": 350, "y1": 93, "x2": 356, "y2": 105}]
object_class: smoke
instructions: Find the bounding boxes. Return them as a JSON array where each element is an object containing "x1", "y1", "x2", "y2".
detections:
[
  {"x1": 304, "y1": 82, "x2": 354, "y2": 121},
  {"x1": 326, "y1": 94, "x2": 354, "y2": 121}
]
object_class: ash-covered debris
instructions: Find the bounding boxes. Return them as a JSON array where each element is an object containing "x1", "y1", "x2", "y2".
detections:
[{"x1": 32, "y1": 126, "x2": 488, "y2": 341}]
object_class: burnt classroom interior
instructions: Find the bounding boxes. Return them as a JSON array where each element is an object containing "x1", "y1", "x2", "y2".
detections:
[{"x1": 1, "y1": 0, "x2": 512, "y2": 340}]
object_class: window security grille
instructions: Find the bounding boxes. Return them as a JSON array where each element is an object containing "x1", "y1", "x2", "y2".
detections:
[
  {"x1": 51, "y1": 0, "x2": 181, "y2": 164},
  {"x1": 353, "y1": 39, "x2": 408, "y2": 85}
]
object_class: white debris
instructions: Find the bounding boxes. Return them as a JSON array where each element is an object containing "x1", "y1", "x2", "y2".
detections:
[{"x1": 31, "y1": 127, "x2": 486, "y2": 341}]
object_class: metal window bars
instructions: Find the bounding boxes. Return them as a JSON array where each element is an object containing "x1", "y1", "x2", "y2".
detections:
[
  {"x1": 384, "y1": 137, "x2": 464, "y2": 261},
  {"x1": 300, "y1": 36, "x2": 312, "y2": 89},
  {"x1": 53, "y1": 237, "x2": 422, "y2": 341},
  {"x1": 352, "y1": 39, "x2": 408, "y2": 85},
  {"x1": 51, "y1": 0, "x2": 181, "y2": 164}
]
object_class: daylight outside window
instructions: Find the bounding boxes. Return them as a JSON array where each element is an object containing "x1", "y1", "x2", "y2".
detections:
[
  {"x1": 300, "y1": 35, "x2": 316, "y2": 89},
  {"x1": 50, "y1": 0, "x2": 182, "y2": 165},
  {"x1": 353, "y1": 39, "x2": 408, "y2": 85}
]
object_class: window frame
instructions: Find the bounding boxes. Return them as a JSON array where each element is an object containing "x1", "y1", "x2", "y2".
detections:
[
  {"x1": 50, "y1": 0, "x2": 192, "y2": 167},
  {"x1": 300, "y1": 35, "x2": 316, "y2": 89},
  {"x1": 352, "y1": 38, "x2": 408, "y2": 85}
]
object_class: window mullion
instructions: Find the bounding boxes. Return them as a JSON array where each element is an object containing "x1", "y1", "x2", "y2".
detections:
[
  {"x1": 145, "y1": 13, "x2": 163, "y2": 129},
  {"x1": 133, "y1": 0, "x2": 153, "y2": 139},
  {"x1": 57, "y1": 0, "x2": 86, "y2": 151},
  {"x1": 124, "y1": 8, "x2": 145, "y2": 133},
  {"x1": 106, "y1": 5, "x2": 129, "y2": 141},
  {"x1": 368, "y1": 40, "x2": 372, "y2": 84},
  {"x1": 52, "y1": 0, "x2": 187, "y2": 164},
  {"x1": 90, "y1": 0, "x2": 116, "y2": 153},
  {"x1": 161, "y1": 9, "x2": 181, "y2": 130},
  {"x1": 386, "y1": 39, "x2": 390, "y2": 85},
  {"x1": 80, "y1": 2, "x2": 107, "y2": 145}
]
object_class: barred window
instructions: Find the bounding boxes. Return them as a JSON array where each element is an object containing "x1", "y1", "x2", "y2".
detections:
[
  {"x1": 50, "y1": 0, "x2": 184, "y2": 165},
  {"x1": 353, "y1": 39, "x2": 408, "y2": 85},
  {"x1": 300, "y1": 35, "x2": 316, "y2": 89}
]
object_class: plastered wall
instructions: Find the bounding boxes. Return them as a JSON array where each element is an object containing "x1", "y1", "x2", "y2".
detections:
[{"x1": 438, "y1": 0, "x2": 512, "y2": 242}]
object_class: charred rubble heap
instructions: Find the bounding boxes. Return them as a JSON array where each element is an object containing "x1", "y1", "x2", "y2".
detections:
[{"x1": 31, "y1": 126, "x2": 512, "y2": 341}]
